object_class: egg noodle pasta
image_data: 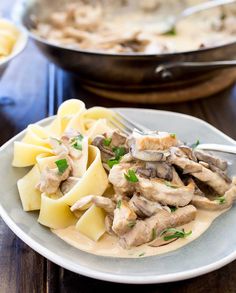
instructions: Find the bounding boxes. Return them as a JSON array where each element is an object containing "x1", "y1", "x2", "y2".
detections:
[{"x1": 13, "y1": 99, "x2": 114, "y2": 240}]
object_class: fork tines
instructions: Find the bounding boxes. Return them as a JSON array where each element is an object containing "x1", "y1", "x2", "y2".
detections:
[{"x1": 110, "y1": 111, "x2": 150, "y2": 135}]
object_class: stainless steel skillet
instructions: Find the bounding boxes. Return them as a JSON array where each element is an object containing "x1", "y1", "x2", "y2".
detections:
[{"x1": 13, "y1": 0, "x2": 236, "y2": 90}]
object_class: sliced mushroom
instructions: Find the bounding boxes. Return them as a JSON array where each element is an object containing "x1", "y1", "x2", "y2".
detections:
[
  {"x1": 130, "y1": 145, "x2": 166, "y2": 162},
  {"x1": 136, "y1": 167, "x2": 156, "y2": 178},
  {"x1": 208, "y1": 164, "x2": 232, "y2": 184},
  {"x1": 170, "y1": 148, "x2": 230, "y2": 194},
  {"x1": 92, "y1": 135, "x2": 114, "y2": 162},
  {"x1": 145, "y1": 162, "x2": 173, "y2": 181},
  {"x1": 179, "y1": 145, "x2": 197, "y2": 161},
  {"x1": 129, "y1": 193, "x2": 164, "y2": 217},
  {"x1": 194, "y1": 149, "x2": 227, "y2": 171},
  {"x1": 108, "y1": 130, "x2": 127, "y2": 147}
]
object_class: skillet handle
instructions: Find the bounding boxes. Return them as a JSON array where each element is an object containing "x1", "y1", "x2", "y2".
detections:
[{"x1": 155, "y1": 60, "x2": 236, "y2": 80}]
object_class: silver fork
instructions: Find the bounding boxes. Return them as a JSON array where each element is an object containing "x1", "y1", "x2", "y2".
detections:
[{"x1": 110, "y1": 111, "x2": 236, "y2": 155}]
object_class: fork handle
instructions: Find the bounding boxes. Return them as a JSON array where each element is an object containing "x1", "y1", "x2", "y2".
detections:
[{"x1": 197, "y1": 143, "x2": 236, "y2": 154}]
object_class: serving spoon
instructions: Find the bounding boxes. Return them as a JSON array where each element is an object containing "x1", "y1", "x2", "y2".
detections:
[{"x1": 159, "y1": 0, "x2": 236, "y2": 35}]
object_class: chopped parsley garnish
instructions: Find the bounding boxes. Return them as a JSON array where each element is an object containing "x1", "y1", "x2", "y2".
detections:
[
  {"x1": 169, "y1": 206, "x2": 177, "y2": 213},
  {"x1": 124, "y1": 169, "x2": 139, "y2": 183},
  {"x1": 107, "y1": 158, "x2": 120, "y2": 169},
  {"x1": 73, "y1": 142, "x2": 82, "y2": 151},
  {"x1": 103, "y1": 137, "x2": 112, "y2": 146},
  {"x1": 160, "y1": 228, "x2": 192, "y2": 241},
  {"x1": 55, "y1": 159, "x2": 69, "y2": 174},
  {"x1": 138, "y1": 252, "x2": 145, "y2": 257},
  {"x1": 170, "y1": 133, "x2": 176, "y2": 138},
  {"x1": 164, "y1": 27, "x2": 177, "y2": 36},
  {"x1": 107, "y1": 147, "x2": 126, "y2": 169},
  {"x1": 164, "y1": 181, "x2": 178, "y2": 189},
  {"x1": 117, "y1": 200, "x2": 122, "y2": 209},
  {"x1": 113, "y1": 146, "x2": 126, "y2": 159},
  {"x1": 151, "y1": 228, "x2": 157, "y2": 241},
  {"x1": 127, "y1": 221, "x2": 136, "y2": 228},
  {"x1": 216, "y1": 196, "x2": 226, "y2": 205},
  {"x1": 71, "y1": 134, "x2": 83, "y2": 151},
  {"x1": 191, "y1": 139, "x2": 200, "y2": 149}
]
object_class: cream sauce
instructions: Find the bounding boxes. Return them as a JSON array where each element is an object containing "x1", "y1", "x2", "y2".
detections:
[
  {"x1": 52, "y1": 208, "x2": 227, "y2": 258},
  {"x1": 34, "y1": 0, "x2": 236, "y2": 54}
]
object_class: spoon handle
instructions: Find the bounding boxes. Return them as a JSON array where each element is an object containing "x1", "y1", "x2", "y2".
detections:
[{"x1": 179, "y1": 0, "x2": 236, "y2": 20}]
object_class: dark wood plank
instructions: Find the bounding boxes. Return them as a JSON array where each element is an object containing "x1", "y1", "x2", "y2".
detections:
[
  {"x1": 0, "y1": 221, "x2": 45, "y2": 293},
  {"x1": 0, "y1": 42, "x2": 49, "y2": 293}
]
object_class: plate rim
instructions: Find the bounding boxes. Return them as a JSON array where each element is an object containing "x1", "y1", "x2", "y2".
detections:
[{"x1": 0, "y1": 108, "x2": 236, "y2": 284}]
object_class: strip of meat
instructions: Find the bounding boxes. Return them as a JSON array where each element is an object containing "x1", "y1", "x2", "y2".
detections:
[
  {"x1": 170, "y1": 148, "x2": 230, "y2": 194},
  {"x1": 112, "y1": 200, "x2": 137, "y2": 236},
  {"x1": 136, "y1": 176, "x2": 195, "y2": 207},
  {"x1": 71, "y1": 195, "x2": 115, "y2": 214},
  {"x1": 127, "y1": 129, "x2": 175, "y2": 162},
  {"x1": 129, "y1": 129, "x2": 178, "y2": 151},
  {"x1": 119, "y1": 205, "x2": 197, "y2": 248},
  {"x1": 36, "y1": 157, "x2": 71, "y2": 194},
  {"x1": 108, "y1": 163, "x2": 136, "y2": 196},
  {"x1": 109, "y1": 163, "x2": 194, "y2": 206},
  {"x1": 191, "y1": 185, "x2": 236, "y2": 211}
]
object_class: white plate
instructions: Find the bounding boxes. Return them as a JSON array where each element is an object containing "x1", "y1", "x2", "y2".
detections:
[{"x1": 1, "y1": 108, "x2": 236, "y2": 284}]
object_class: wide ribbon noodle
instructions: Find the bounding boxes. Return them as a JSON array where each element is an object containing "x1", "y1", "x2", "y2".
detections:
[{"x1": 13, "y1": 99, "x2": 115, "y2": 240}]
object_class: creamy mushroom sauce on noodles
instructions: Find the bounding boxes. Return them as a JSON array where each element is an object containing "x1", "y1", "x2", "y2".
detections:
[
  {"x1": 32, "y1": 0, "x2": 236, "y2": 54},
  {"x1": 13, "y1": 99, "x2": 236, "y2": 258}
]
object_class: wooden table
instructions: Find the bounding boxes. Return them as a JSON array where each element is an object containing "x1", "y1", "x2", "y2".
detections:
[{"x1": 1, "y1": 2, "x2": 236, "y2": 292}]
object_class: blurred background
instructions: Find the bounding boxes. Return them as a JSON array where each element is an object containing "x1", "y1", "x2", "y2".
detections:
[{"x1": 0, "y1": 0, "x2": 236, "y2": 134}]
